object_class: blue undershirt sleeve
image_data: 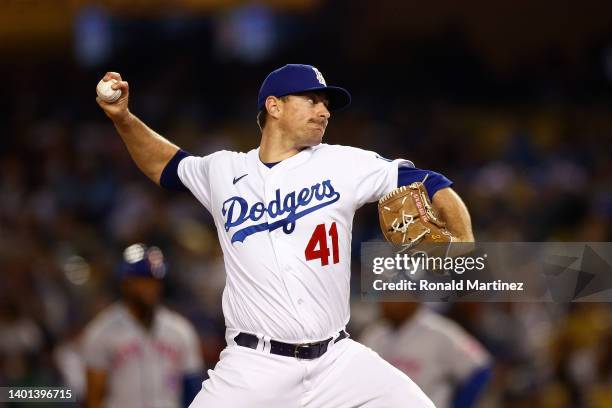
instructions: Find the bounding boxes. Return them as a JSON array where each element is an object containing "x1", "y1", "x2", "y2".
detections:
[
  {"x1": 397, "y1": 167, "x2": 453, "y2": 198},
  {"x1": 182, "y1": 373, "x2": 203, "y2": 407},
  {"x1": 452, "y1": 365, "x2": 493, "y2": 408},
  {"x1": 160, "y1": 149, "x2": 191, "y2": 191}
]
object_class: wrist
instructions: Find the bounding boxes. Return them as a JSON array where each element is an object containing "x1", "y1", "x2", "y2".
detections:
[
  {"x1": 453, "y1": 233, "x2": 475, "y2": 243},
  {"x1": 112, "y1": 110, "x2": 133, "y2": 128}
]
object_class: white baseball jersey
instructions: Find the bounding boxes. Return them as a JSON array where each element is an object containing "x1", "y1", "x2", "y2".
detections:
[
  {"x1": 82, "y1": 303, "x2": 203, "y2": 408},
  {"x1": 360, "y1": 307, "x2": 491, "y2": 408},
  {"x1": 178, "y1": 144, "x2": 411, "y2": 342}
]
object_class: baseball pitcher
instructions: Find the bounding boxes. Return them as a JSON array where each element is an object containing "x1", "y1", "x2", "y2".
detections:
[{"x1": 96, "y1": 64, "x2": 474, "y2": 407}]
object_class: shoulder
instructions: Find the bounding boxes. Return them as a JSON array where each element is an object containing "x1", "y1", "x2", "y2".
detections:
[
  {"x1": 415, "y1": 309, "x2": 455, "y2": 331},
  {"x1": 178, "y1": 150, "x2": 249, "y2": 180},
  {"x1": 417, "y1": 310, "x2": 490, "y2": 364},
  {"x1": 184, "y1": 149, "x2": 246, "y2": 165},
  {"x1": 157, "y1": 307, "x2": 198, "y2": 340},
  {"x1": 82, "y1": 303, "x2": 124, "y2": 342},
  {"x1": 414, "y1": 309, "x2": 476, "y2": 344},
  {"x1": 210, "y1": 149, "x2": 247, "y2": 160},
  {"x1": 312, "y1": 143, "x2": 379, "y2": 158},
  {"x1": 312, "y1": 144, "x2": 411, "y2": 167},
  {"x1": 310, "y1": 144, "x2": 386, "y2": 168}
]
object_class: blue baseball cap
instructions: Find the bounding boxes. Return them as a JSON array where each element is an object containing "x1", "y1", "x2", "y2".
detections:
[
  {"x1": 118, "y1": 243, "x2": 167, "y2": 280},
  {"x1": 257, "y1": 64, "x2": 351, "y2": 112}
]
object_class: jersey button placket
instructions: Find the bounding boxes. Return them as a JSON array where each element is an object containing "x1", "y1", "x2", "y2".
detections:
[{"x1": 264, "y1": 170, "x2": 287, "y2": 276}]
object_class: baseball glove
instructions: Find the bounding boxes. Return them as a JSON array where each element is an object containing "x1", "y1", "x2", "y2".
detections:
[{"x1": 378, "y1": 182, "x2": 454, "y2": 248}]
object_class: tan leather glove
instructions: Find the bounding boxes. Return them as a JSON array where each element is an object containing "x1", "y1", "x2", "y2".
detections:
[{"x1": 378, "y1": 182, "x2": 454, "y2": 248}]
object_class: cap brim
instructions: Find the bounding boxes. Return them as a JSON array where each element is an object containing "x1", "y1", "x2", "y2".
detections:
[
  {"x1": 288, "y1": 85, "x2": 352, "y2": 111},
  {"x1": 322, "y1": 86, "x2": 351, "y2": 111}
]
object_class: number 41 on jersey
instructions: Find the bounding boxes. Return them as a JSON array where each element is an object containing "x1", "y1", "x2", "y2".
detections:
[{"x1": 304, "y1": 222, "x2": 339, "y2": 266}]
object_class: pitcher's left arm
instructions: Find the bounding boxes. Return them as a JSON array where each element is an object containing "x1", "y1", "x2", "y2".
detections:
[{"x1": 432, "y1": 187, "x2": 474, "y2": 242}]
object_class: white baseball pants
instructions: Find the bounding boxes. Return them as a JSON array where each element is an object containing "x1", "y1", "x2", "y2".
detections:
[{"x1": 189, "y1": 335, "x2": 435, "y2": 408}]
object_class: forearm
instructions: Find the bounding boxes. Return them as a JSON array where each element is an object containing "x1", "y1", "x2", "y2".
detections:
[
  {"x1": 112, "y1": 112, "x2": 179, "y2": 184},
  {"x1": 86, "y1": 396, "x2": 103, "y2": 408},
  {"x1": 432, "y1": 187, "x2": 475, "y2": 242},
  {"x1": 85, "y1": 368, "x2": 107, "y2": 408},
  {"x1": 96, "y1": 72, "x2": 180, "y2": 185}
]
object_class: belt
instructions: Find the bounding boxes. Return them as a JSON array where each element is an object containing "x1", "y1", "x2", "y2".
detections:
[{"x1": 234, "y1": 330, "x2": 349, "y2": 359}]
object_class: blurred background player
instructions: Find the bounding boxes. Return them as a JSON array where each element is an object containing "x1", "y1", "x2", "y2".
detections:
[
  {"x1": 360, "y1": 302, "x2": 492, "y2": 408},
  {"x1": 82, "y1": 243, "x2": 203, "y2": 408}
]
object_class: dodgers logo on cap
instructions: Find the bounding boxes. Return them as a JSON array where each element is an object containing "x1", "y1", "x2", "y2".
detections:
[{"x1": 312, "y1": 67, "x2": 326, "y2": 86}]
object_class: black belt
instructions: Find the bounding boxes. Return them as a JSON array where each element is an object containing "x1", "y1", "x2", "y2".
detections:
[{"x1": 234, "y1": 330, "x2": 349, "y2": 359}]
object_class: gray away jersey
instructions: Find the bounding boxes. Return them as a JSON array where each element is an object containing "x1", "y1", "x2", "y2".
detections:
[
  {"x1": 82, "y1": 303, "x2": 203, "y2": 408},
  {"x1": 361, "y1": 308, "x2": 491, "y2": 408}
]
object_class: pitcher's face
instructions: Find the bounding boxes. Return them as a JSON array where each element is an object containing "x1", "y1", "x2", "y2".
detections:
[{"x1": 278, "y1": 92, "x2": 331, "y2": 147}]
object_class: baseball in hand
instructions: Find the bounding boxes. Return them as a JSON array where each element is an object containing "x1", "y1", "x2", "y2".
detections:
[{"x1": 96, "y1": 78, "x2": 122, "y2": 103}]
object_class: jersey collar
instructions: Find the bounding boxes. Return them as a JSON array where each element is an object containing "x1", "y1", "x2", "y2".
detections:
[{"x1": 249, "y1": 146, "x2": 314, "y2": 177}]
